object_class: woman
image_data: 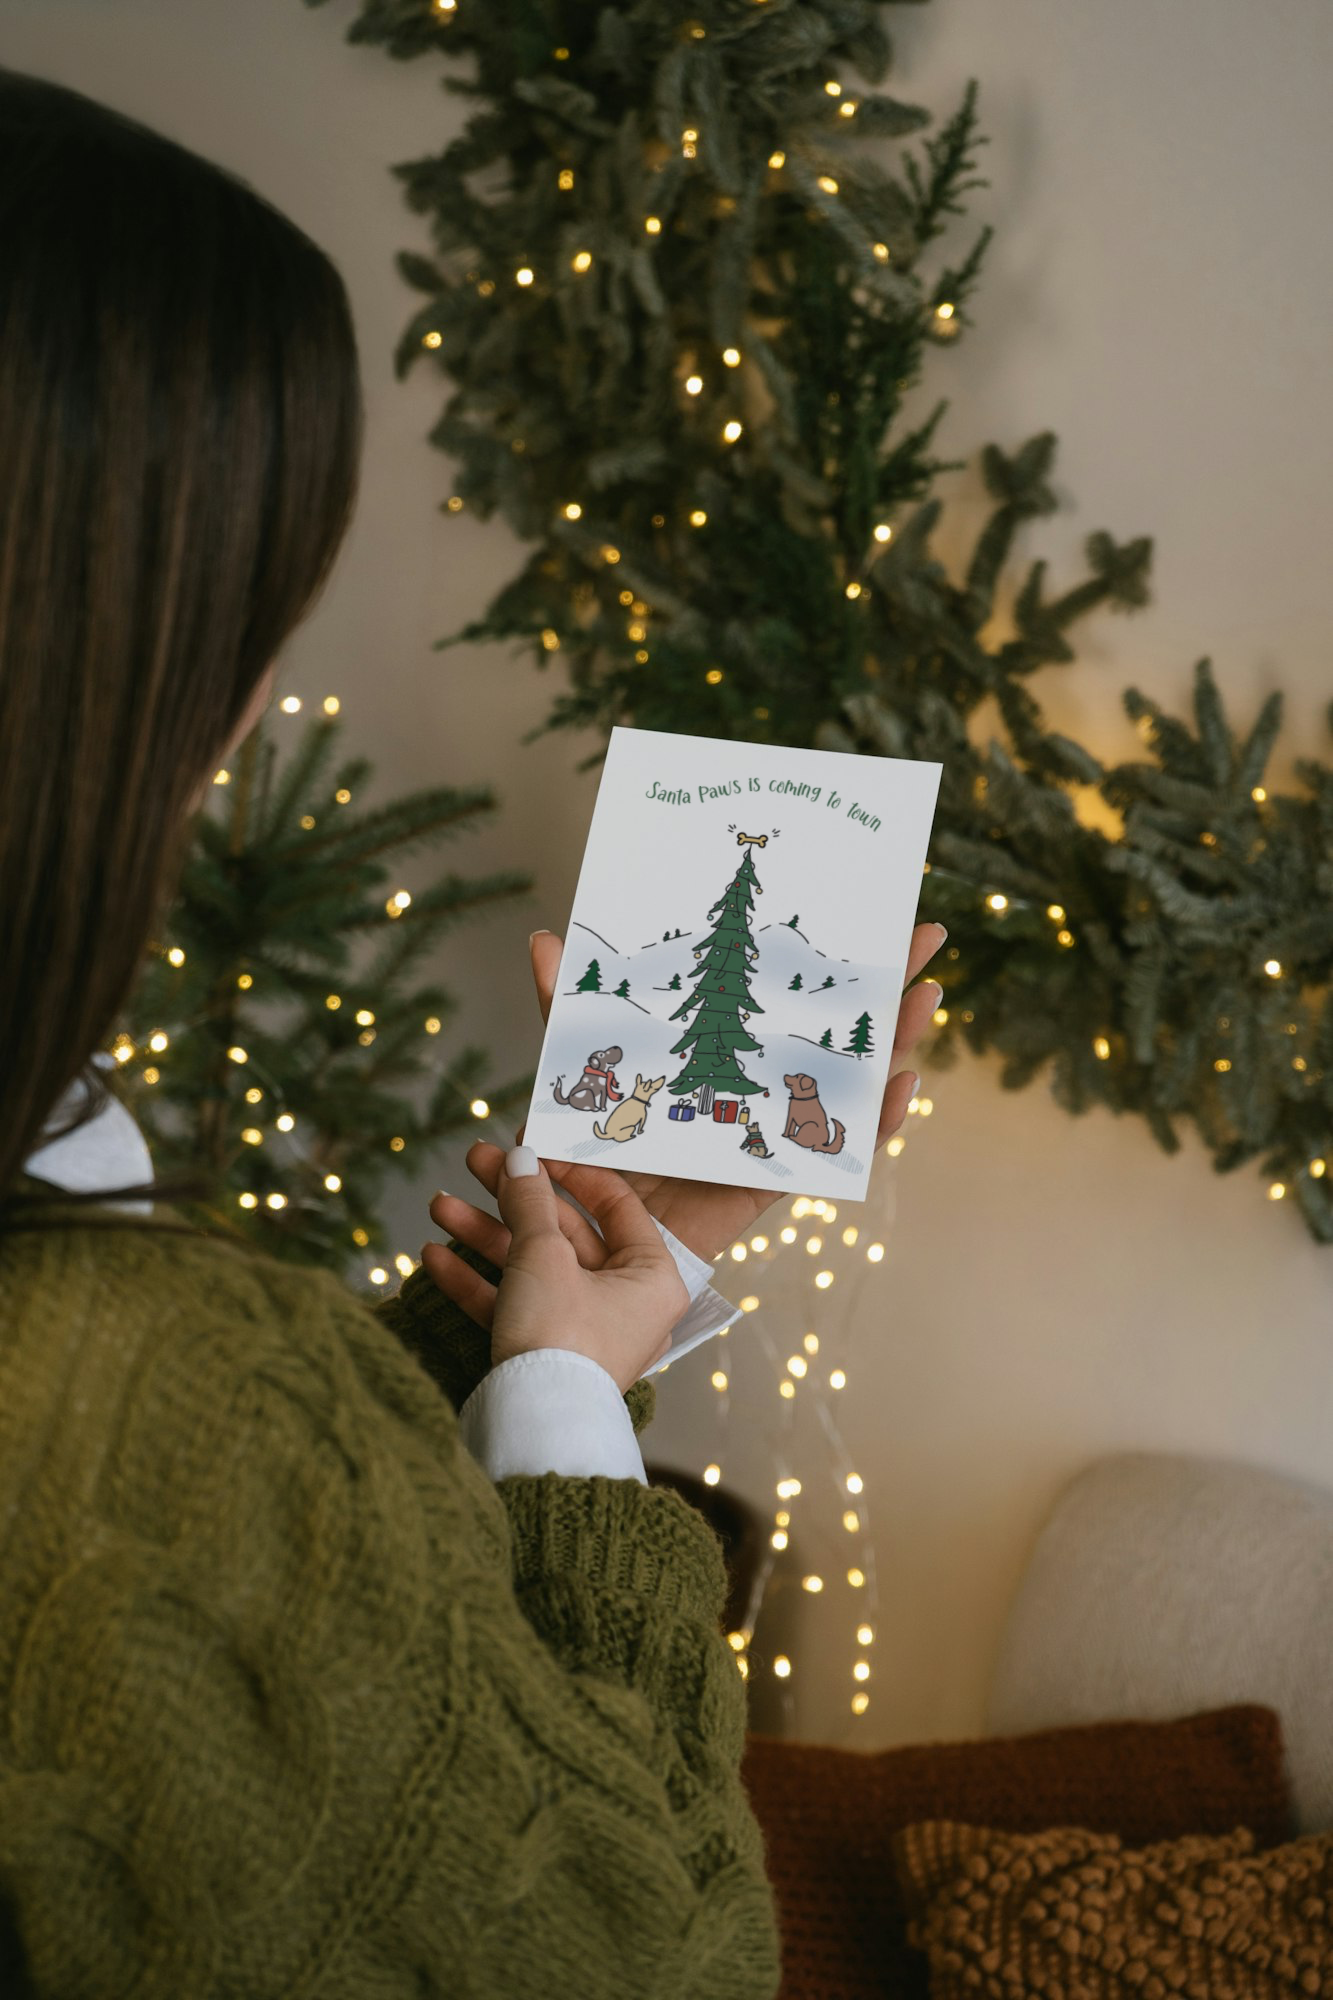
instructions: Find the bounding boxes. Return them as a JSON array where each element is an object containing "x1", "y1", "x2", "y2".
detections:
[{"x1": 0, "y1": 66, "x2": 945, "y2": 1998}]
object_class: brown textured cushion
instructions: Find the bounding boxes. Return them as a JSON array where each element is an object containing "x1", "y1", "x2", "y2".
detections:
[
  {"x1": 739, "y1": 1706, "x2": 1293, "y2": 2000},
  {"x1": 892, "y1": 1819, "x2": 1333, "y2": 1998}
]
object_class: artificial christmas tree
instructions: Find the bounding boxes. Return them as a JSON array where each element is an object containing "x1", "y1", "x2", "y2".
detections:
[{"x1": 115, "y1": 704, "x2": 532, "y2": 1274}]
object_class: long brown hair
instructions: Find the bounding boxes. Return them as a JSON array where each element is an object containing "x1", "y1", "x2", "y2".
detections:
[{"x1": 0, "y1": 67, "x2": 363, "y2": 1235}]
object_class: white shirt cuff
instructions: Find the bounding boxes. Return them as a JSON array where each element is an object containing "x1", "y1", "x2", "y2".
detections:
[
  {"x1": 455, "y1": 1213, "x2": 743, "y2": 1483},
  {"x1": 457, "y1": 1349, "x2": 649, "y2": 1485}
]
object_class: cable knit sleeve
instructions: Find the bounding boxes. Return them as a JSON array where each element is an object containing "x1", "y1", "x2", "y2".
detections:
[{"x1": 0, "y1": 1227, "x2": 780, "y2": 2000}]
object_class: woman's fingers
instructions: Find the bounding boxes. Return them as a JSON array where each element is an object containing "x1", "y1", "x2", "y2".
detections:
[
  {"x1": 529, "y1": 930, "x2": 564, "y2": 1028},
  {"x1": 906, "y1": 920, "x2": 948, "y2": 985},
  {"x1": 455, "y1": 1145, "x2": 611, "y2": 1268},
  {"x1": 428, "y1": 1190, "x2": 511, "y2": 1269},
  {"x1": 418, "y1": 1238, "x2": 497, "y2": 1329}
]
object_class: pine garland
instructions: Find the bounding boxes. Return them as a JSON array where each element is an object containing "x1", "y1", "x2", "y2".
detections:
[
  {"x1": 304, "y1": 0, "x2": 1333, "y2": 1240},
  {"x1": 115, "y1": 711, "x2": 533, "y2": 1271}
]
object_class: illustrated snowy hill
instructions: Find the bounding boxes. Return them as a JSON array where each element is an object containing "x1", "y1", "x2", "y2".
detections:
[{"x1": 539, "y1": 912, "x2": 897, "y2": 1184}]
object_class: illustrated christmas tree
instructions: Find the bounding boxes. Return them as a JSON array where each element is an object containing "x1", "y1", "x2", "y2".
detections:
[
  {"x1": 114, "y1": 705, "x2": 532, "y2": 1275},
  {"x1": 845, "y1": 1011, "x2": 875, "y2": 1058},
  {"x1": 668, "y1": 846, "x2": 767, "y2": 1101},
  {"x1": 819, "y1": 1027, "x2": 835, "y2": 1050},
  {"x1": 614, "y1": 977, "x2": 631, "y2": 998},
  {"x1": 789, "y1": 973, "x2": 803, "y2": 991},
  {"x1": 576, "y1": 959, "x2": 602, "y2": 993},
  {"x1": 667, "y1": 971, "x2": 682, "y2": 990}
]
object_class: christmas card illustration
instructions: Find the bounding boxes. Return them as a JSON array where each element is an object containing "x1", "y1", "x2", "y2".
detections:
[{"x1": 522, "y1": 726, "x2": 942, "y2": 1203}]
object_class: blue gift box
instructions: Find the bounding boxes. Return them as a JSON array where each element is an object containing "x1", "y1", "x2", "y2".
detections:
[{"x1": 668, "y1": 1103, "x2": 695, "y2": 1122}]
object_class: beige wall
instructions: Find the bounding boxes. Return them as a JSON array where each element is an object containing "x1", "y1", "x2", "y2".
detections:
[{"x1": 8, "y1": 0, "x2": 1330, "y2": 1749}]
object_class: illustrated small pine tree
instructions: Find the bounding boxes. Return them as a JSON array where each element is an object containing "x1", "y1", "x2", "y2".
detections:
[
  {"x1": 667, "y1": 972, "x2": 682, "y2": 990},
  {"x1": 789, "y1": 973, "x2": 803, "y2": 991},
  {"x1": 576, "y1": 959, "x2": 602, "y2": 993},
  {"x1": 819, "y1": 975, "x2": 836, "y2": 990},
  {"x1": 787, "y1": 916, "x2": 801, "y2": 930},
  {"x1": 614, "y1": 977, "x2": 631, "y2": 999},
  {"x1": 819, "y1": 1028, "x2": 834, "y2": 1050},
  {"x1": 668, "y1": 846, "x2": 766, "y2": 1098},
  {"x1": 845, "y1": 1011, "x2": 875, "y2": 1058},
  {"x1": 115, "y1": 710, "x2": 532, "y2": 1274}
]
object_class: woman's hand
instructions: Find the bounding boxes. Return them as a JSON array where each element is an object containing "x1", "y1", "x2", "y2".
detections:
[
  {"x1": 430, "y1": 921, "x2": 948, "y2": 1270},
  {"x1": 421, "y1": 1146, "x2": 689, "y2": 1397}
]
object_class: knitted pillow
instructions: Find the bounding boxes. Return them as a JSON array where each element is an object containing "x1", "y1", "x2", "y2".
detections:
[
  {"x1": 892, "y1": 1819, "x2": 1333, "y2": 1998},
  {"x1": 739, "y1": 1706, "x2": 1292, "y2": 2000}
]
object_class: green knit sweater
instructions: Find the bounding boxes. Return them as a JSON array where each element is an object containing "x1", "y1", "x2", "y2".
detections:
[{"x1": 0, "y1": 1182, "x2": 782, "y2": 1999}]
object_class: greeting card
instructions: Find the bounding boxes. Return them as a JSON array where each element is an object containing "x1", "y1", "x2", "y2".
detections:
[{"x1": 522, "y1": 726, "x2": 943, "y2": 1204}]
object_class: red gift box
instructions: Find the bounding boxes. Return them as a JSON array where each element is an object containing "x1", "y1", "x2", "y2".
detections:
[{"x1": 712, "y1": 1098, "x2": 739, "y2": 1124}]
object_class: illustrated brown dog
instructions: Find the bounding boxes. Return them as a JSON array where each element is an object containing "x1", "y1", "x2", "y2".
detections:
[
  {"x1": 553, "y1": 1046, "x2": 623, "y2": 1112},
  {"x1": 781, "y1": 1073, "x2": 845, "y2": 1154}
]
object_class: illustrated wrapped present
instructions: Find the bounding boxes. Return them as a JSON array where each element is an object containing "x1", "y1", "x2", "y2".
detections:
[
  {"x1": 668, "y1": 1102, "x2": 695, "y2": 1122},
  {"x1": 739, "y1": 1107, "x2": 750, "y2": 1124},
  {"x1": 712, "y1": 1099, "x2": 739, "y2": 1124}
]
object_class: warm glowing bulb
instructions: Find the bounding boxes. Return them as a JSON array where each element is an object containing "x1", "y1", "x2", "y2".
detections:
[
  {"x1": 644, "y1": 215, "x2": 662, "y2": 235},
  {"x1": 685, "y1": 373, "x2": 704, "y2": 395},
  {"x1": 266, "y1": 1192, "x2": 287, "y2": 1210},
  {"x1": 866, "y1": 1242, "x2": 885, "y2": 1262},
  {"x1": 824, "y1": 79, "x2": 841, "y2": 96},
  {"x1": 275, "y1": 1112, "x2": 295, "y2": 1132},
  {"x1": 750, "y1": 1234, "x2": 768, "y2": 1251},
  {"x1": 730, "y1": 1242, "x2": 747, "y2": 1261},
  {"x1": 703, "y1": 1463, "x2": 721, "y2": 1486},
  {"x1": 324, "y1": 1173, "x2": 342, "y2": 1192},
  {"x1": 722, "y1": 419, "x2": 743, "y2": 442},
  {"x1": 845, "y1": 581, "x2": 862, "y2": 599},
  {"x1": 355, "y1": 1010, "x2": 375, "y2": 1027},
  {"x1": 241, "y1": 1128, "x2": 263, "y2": 1146},
  {"x1": 722, "y1": 346, "x2": 741, "y2": 367},
  {"x1": 424, "y1": 1016, "x2": 441, "y2": 1034},
  {"x1": 803, "y1": 1332, "x2": 819, "y2": 1354},
  {"x1": 470, "y1": 1098, "x2": 490, "y2": 1118},
  {"x1": 571, "y1": 250, "x2": 592, "y2": 272},
  {"x1": 395, "y1": 1253, "x2": 414, "y2": 1277},
  {"x1": 843, "y1": 1510, "x2": 860, "y2": 1532},
  {"x1": 238, "y1": 1192, "x2": 258, "y2": 1210},
  {"x1": 1265, "y1": 959, "x2": 1283, "y2": 977},
  {"x1": 515, "y1": 266, "x2": 534, "y2": 286},
  {"x1": 830, "y1": 1368, "x2": 846, "y2": 1389},
  {"x1": 768, "y1": 150, "x2": 785, "y2": 169},
  {"x1": 842, "y1": 1226, "x2": 858, "y2": 1245},
  {"x1": 147, "y1": 1031, "x2": 168, "y2": 1052},
  {"x1": 558, "y1": 167, "x2": 574, "y2": 190},
  {"x1": 1093, "y1": 1037, "x2": 1110, "y2": 1060},
  {"x1": 872, "y1": 242, "x2": 889, "y2": 262},
  {"x1": 689, "y1": 508, "x2": 708, "y2": 526},
  {"x1": 705, "y1": 667, "x2": 724, "y2": 684},
  {"x1": 873, "y1": 523, "x2": 892, "y2": 543},
  {"x1": 802, "y1": 1574, "x2": 823, "y2": 1591},
  {"x1": 988, "y1": 893, "x2": 1008, "y2": 911},
  {"x1": 227, "y1": 1045, "x2": 248, "y2": 1064},
  {"x1": 323, "y1": 695, "x2": 340, "y2": 715},
  {"x1": 563, "y1": 501, "x2": 582, "y2": 520},
  {"x1": 711, "y1": 1370, "x2": 728, "y2": 1391},
  {"x1": 780, "y1": 1226, "x2": 797, "y2": 1243},
  {"x1": 740, "y1": 1295, "x2": 760, "y2": 1312},
  {"x1": 847, "y1": 1568, "x2": 865, "y2": 1588},
  {"x1": 814, "y1": 1270, "x2": 834, "y2": 1289},
  {"x1": 167, "y1": 946, "x2": 186, "y2": 966},
  {"x1": 846, "y1": 1473, "x2": 863, "y2": 1494},
  {"x1": 213, "y1": 769, "x2": 230, "y2": 786},
  {"x1": 369, "y1": 1266, "x2": 388, "y2": 1284},
  {"x1": 936, "y1": 302, "x2": 955, "y2": 319},
  {"x1": 773, "y1": 1656, "x2": 791, "y2": 1678}
]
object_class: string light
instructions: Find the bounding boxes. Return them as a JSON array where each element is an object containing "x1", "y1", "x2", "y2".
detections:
[
  {"x1": 685, "y1": 373, "x2": 704, "y2": 395},
  {"x1": 355, "y1": 1009, "x2": 375, "y2": 1027},
  {"x1": 872, "y1": 242, "x2": 889, "y2": 262},
  {"x1": 844, "y1": 581, "x2": 862, "y2": 599},
  {"x1": 323, "y1": 696, "x2": 340, "y2": 715},
  {"x1": 817, "y1": 175, "x2": 839, "y2": 195},
  {"x1": 935, "y1": 302, "x2": 955, "y2": 320},
  {"x1": 571, "y1": 250, "x2": 592, "y2": 272},
  {"x1": 214, "y1": 769, "x2": 230, "y2": 786},
  {"x1": 280, "y1": 696, "x2": 301, "y2": 714},
  {"x1": 265, "y1": 1193, "x2": 286, "y2": 1211},
  {"x1": 873, "y1": 523, "x2": 892, "y2": 543},
  {"x1": 324, "y1": 1173, "x2": 342, "y2": 1192},
  {"x1": 768, "y1": 150, "x2": 785, "y2": 169},
  {"x1": 241, "y1": 1127, "x2": 263, "y2": 1146},
  {"x1": 238, "y1": 1192, "x2": 258, "y2": 1209},
  {"x1": 335, "y1": 788, "x2": 352, "y2": 803},
  {"x1": 690, "y1": 508, "x2": 708, "y2": 526},
  {"x1": 722, "y1": 419, "x2": 743, "y2": 442},
  {"x1": 470, "y1": 1098, "x2": 490, "y2": 1117},
  {"x1": 1265, "y1": 959, "x2": 1283, "y2": 978},
  {"x1": 705, "y1": 668, "x2": 724, "y2": 684},
  {"x1": 562, "y1": 501, "x2": 582, "y2": 520},
  {"x1": 558, "y1": 167, "x2": 575, "y2": 190},
  {"x1": 644, "y1": 215, "x2": 662, "y2": 235},
  {"x1": 515, "y1": 266, "x2": 535, "y2": 286},
  {"x1": 167, "y1": 946, "x2": 186, "y2": 967},
  {"x1": 424, "y1": 1016, "x2": 442, "y2": 1034},
  {"x1": 276, "y1": 1113, "x2": 295, "y2": 1132},
  {"x1": 722, "y1": 346, "x2": 741, "y2": 366},
  {"x1": 227, "y1": 1046, "x2": 248, "y2": 1064}
]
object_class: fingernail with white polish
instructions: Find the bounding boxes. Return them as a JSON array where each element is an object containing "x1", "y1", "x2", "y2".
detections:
[
  {"x1": 529, "y1": 930, "x2": 551, "y2": 946},
  {"x1": 506, "y1": 1145, "x2": 539, "y2": 1178},
  {"x1": 934, "y1": 924, "x2": 949, "y2": 943}
]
